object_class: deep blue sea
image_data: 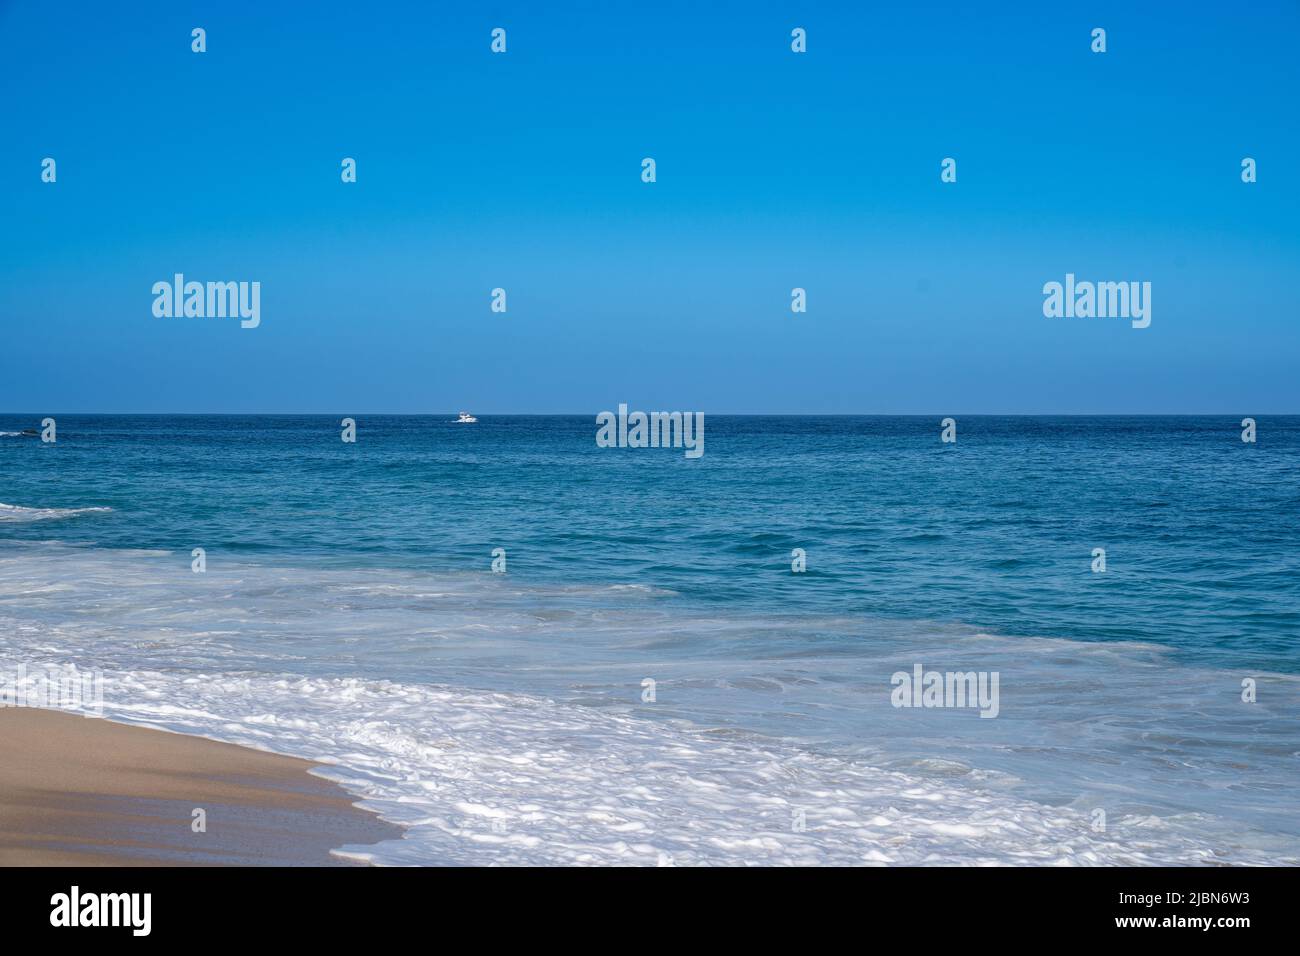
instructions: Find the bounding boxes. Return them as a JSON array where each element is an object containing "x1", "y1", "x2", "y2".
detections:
[{"x1": 2, "y1": 415, "x2": 1297, "y2": 864}]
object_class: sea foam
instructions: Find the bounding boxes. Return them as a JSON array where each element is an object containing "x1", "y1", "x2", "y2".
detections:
[
  {"x1": 1, "y1": 541, "x2": 1296, "y2": 866},
  {"x1": 0, "y1": 503, "x2": 112, "y2": 522}
]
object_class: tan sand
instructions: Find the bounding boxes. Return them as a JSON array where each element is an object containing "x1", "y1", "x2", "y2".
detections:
[{"x1": 0, "y1": 708, "x2": 402, "y2": 865}]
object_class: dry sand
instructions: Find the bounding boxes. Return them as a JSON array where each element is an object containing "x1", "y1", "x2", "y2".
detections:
[{"x1": 0, "y1": 708, "x2": 402, "y2": 865}]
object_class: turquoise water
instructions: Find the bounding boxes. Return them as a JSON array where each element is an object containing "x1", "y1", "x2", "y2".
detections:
[{"x1": 2, "y1": 414, "x2": 1298, "y2": 864}]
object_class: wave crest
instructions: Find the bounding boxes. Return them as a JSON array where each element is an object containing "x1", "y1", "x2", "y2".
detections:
[{"x1": 0, "y1": 503, "x2": 112, "y2": 522}]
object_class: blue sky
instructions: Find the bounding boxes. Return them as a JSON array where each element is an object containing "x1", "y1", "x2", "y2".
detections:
[{"x1": 1, "y1": 1, "x2": 1297, "y2": 413}]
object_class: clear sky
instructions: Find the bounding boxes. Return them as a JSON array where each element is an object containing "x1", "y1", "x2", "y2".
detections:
[{"x1": 1, "y1": 1, "x2": 1296, "y2": 413}]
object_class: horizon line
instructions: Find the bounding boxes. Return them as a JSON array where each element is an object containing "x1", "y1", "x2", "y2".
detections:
[{"x1": 2, "y1": 411, "x2": 1295, "y2": 418}]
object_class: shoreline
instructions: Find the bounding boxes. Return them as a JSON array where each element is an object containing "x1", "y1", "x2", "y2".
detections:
[
  {"x1": 2, "y1": 543, "x2": 1297, "y2": 865},
  {"x1": 0, "y1": 707, "x2": 402, "y2": 866}
]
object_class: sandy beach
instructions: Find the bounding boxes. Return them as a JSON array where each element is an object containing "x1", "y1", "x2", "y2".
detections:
[{"x1": 0, "y1": 708, "x2": 401, "y2": 865}]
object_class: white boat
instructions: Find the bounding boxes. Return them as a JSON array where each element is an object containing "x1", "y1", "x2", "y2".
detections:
[{"x1": 456, "y1": 412, "x2": 478, "y2": 423}]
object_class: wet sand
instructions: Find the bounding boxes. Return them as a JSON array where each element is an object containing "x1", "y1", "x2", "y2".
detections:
[{"x1": 0, "y1": 708, "x2": 402, "y2": 865}]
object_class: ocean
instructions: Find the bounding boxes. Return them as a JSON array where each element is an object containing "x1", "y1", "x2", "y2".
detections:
[{"x1": 2, "y1": 414, "x2": 1297, "y2": 865}]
